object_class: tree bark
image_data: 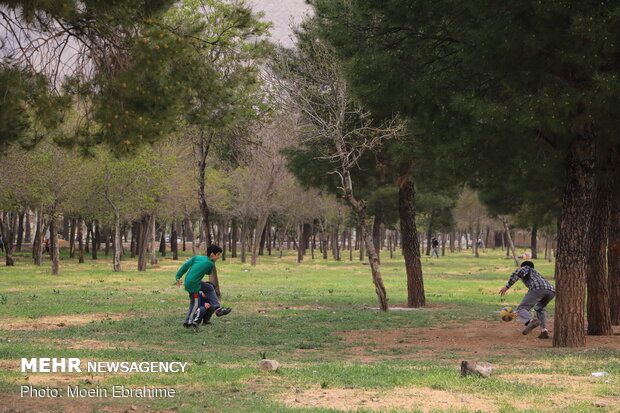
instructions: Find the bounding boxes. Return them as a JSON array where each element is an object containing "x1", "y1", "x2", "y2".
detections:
[
  {"x1": 150, "y1": 215, "x2": 158, "y2": 265},
  {"x1": 0, "y1": 212, "x2": 16, "y2": 266},
  {"x1": 531, "y1": 224, "x2": 538, "y2": 259},
  {"x1": 69, "y1": 218, "x2": 76, "y2": 258},
  {"x1": 373, "y1": 214, "x2": 382, "y2": 264},
  {"x1": 252, "y1": 214, "x2": 269, "y2": 266},
  {"x1": 16, "y1": 211, "x2": 24, "y2": 252},
  {"x1": 231, "y1": 218, "x2": 238, "y2": 258},
  {"x1": 240, "y1": 220, "x2": 247, "y2": 263},
  {"x1": 91, "y1": 221, "x2": 98, "y2": 260},
  {"x1": 450, "y1": 231, "x2": 455, "y2": 253},
  {"x1": 297, "y1": 223, "x2": 304, "y2": 263},
  {"x1": 77, "y1": 217, "x2": 84, "y2": 264},
  {"x1": 553, "y1": 132, "x2": 596, "y2": 348},
  {"x1": 196, "y1": 130, "x2": 214, "y2": 247},
  {"x1": 159, "y1": 224, "x2": 166, "y2": 257},
  {"x1": 33, "y1": 209, "x2": 43, "y2": 265},
  {"x1": 171, "y1": 216, "x2": 179, "y2": 260},
  {"x1": 25, "y1": 211, "x2": 31, "y2": 243},
  {"x1": 113, "y1": 210, "x2": 122, "y2": 272},
  {"x1": 501, "y1": 218, "x2": 520, "y2": 267},
  {"x1": 137, "y1": 215, "x2": 150, "y2": 271},
  {"x1": 349, "y1": 229, "x2": 354, "y2": 261},
  {"x1": 586, "y1": 179, "x2": 612, "y2": 335},
  {"x1": 342, "y1": 171, "x2": 388, "y2": 310},
  {"x1": 50, "y1": 213, "x2": 59, "y2": 275},
  {"x1": 609, "y1": 195, "x2": 620, "y2": 326},
  {"x1": 398, "y1": 177, "x2": 425, "y2": 307}
]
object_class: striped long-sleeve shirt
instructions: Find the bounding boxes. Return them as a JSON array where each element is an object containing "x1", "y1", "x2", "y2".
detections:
[{"x1": 505, "y1": 266, "x2": 555, "y2": 292}]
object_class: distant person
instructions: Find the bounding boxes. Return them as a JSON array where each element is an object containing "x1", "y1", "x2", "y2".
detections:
[
  {"x1": 499, "y1": 261, "x2": 555, "y2": 339},
  {"x1": 430, "y1": 237, "x2": 440, "y2": 258},
  {"x1": 175, "y1": 244, "x2": 231, "y2": 328}
]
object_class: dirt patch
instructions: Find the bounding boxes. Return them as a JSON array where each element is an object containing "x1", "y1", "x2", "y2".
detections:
[
  {"x1": 0, "y1": 313, "x2": 132, "y2": 331},
  {"x1": 283, "y1": 386, "x2": 498, "y2": 412},
  {"x1": 338, "y1": 321, "x2": 620, "y2": 362}
]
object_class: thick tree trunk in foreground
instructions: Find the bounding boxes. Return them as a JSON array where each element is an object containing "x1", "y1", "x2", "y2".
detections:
[
  {"x1": 398, "y1": 177, "x2": 425, "y2": 307},
  {"x1": 150, "y1": 216, "x2": 158, "y2": 265},
  {"x1": 553, "y1": 133, "x2": 596, "y2": 348},
  {"x1": 16, "y1": 211, "x2": 24, "y2": 252},
  {"x1": 609, "y1": 196, "x2": 620, "y2": 326},
  {"x1": 586, "y1": 180, "x2": 612, "y2": 335}
]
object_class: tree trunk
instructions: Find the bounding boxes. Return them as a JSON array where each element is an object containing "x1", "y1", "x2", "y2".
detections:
[
  {"x1": 33, "y1": 209, "x2": 43, "y2": 265},
  {"x1": 15, "y1": 211, "x2": 24, "y2": 252},
  {"x1": 150, "y1": 215, "x2": 157, "y2": 265},
  {"x1": 240, "y1": 220, "x2": 247, "y2": 263},
  {"x1": 349, "y1": 229, "x2": 354, "y2": 261},
  {"x1": 25, "y1": 211, "x2": 31, "y2": 243},
  {"x1": 69, "y1": 218, "x2": 76, "y2": 258},
  {"x1": 77, "y1": 217, "x2": 84, "y2": 264},
  {"x1": 231, "y1": 218, "x2": 238, "y2": 258},
  {"x1": 398, "y1": 177, "x2": 425, "y2": 307},
  {"x1": 159, "y1": 224, "x2": 166, "y2": 257},
  {"x1": 171, "y1": 216, "x2": 179, "y2": 260},
  {"x1": 586, "y1": 179, "x2": 612, "y2": 335},
  {"x1": 187, "y1": 220, "x2": 195, "y2": 256},
  {"x1": 259, "y1": 219, "x2": 267, "y2": 256},
  {"x1": 197, "y1": 130, "x2": 214, "y2": 247},
  {"x1": 297, "y1": 223, "x2": 304, "y2": 263},
  {"x1": 553, "y1": 132, "x2": 596, "y2": 348},
  {"x1": 91, "y1": 221, "x2": 98, "y2": 260},
  {"x1": 609, "y1": 195, "x2": 620, "y2": 326},
  {"x1": 531, "y1": 223, "x2": 538, "y2": 259},
  {"x1": 450, "y1": 231, "x2": 455, "y2": 253},
  {"x1": 50, "y1": 213, "x2": 59, "y2": 275},
  {"x1": 137, "y1": 215, "x2": 150, "y2": 271},
  {"x1": 425, "y1": 223, "x2": 432, "y2": 256},
  {"x1": 359, "y1": 226, "x2": 364, "y2": 261},
  {"x1": 0, "y1": 212, "x2": 16, "y2": 266},
  {"x1": 341, "y1": 171, "x2": 388, "y2": 310},
  {"x1": 130, "y1": 221, "x2": 137, "y2": 258},
  {"x1": 252, "y1": 214, "x2": 269, "y2": 266},
  {"x1": 373, "y1": 214, "x2": 381, "y2": 264},
  {"x1": 441, "y1": 232, "x2": 446, "y2": 257},
  {"x1": 113, "y1": 210, "x2": 122, "y2": 272},
  {"x1": 501, "y1": 218, "x2": 520, "y2": 267}
]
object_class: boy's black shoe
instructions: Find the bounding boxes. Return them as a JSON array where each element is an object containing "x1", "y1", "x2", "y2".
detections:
[
  {"x1": 522, "y1": 319, "x2": 541, "y2": 335},
  {"x1": 202, "y1": 320, "x2": 212, "y2": 325},
  {"x1": 215, "y1": 307, "x2": 232, "y2": 317},
  {"x1": 183, "y1": 323, "x2": 191, "y2": 328},
  {"x1": 537, "y1": 330, "x2": 550, "y2": 339}
]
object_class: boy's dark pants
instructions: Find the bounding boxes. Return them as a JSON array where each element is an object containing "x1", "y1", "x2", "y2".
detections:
[{"x1": 192, "y1": 282, "x2": 221, "y2": 324}]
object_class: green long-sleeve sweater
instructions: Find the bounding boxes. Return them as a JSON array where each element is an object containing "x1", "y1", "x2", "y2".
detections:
[{"x1": 175, "y1": 256, "x2": 214, "y2": 293}]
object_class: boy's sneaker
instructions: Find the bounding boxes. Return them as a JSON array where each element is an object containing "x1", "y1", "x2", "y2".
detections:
[
  {"x1": 202, "y1": 320, "x2": 212, "y2": 325},
  {"x1": 522, "y1": 319, "x2": 541, "y2": 335},
  {"x1": 216, "y1": 307, "x2": 232, "y2": 317},
  {"x1": 537, "y1": 330, "x2": 550, "y2": 339}
]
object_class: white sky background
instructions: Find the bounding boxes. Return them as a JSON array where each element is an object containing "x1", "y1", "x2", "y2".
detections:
[{"x1": 249, "y1": 0, "x2": 312, "y2": 47}]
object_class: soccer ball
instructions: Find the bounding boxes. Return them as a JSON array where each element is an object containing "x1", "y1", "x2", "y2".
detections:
[{"x1": 500, "y1": 306, "x2": 516, "y2": 322}]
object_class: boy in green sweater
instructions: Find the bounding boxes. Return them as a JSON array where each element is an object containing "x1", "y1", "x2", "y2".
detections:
[{"x1": 176, "y1": 244, "x2": 231, "y2": 328}]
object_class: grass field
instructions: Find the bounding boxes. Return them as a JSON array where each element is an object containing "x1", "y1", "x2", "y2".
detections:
[{"x1": 0, "y1": 248, "x2": 618, "y2": 412}]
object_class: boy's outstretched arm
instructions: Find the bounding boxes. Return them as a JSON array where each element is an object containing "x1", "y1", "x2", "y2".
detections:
[
  {"x1": 499, "y1": 267, "x2": 523, "y2": 295},
  {"x1": 175, "y1": 257, "x2": 195, "y2": 288}
]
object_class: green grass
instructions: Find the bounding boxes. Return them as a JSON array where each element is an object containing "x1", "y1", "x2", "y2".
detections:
[{"x1": 0, "y1": 247, "x2": 618, "y2": 412}]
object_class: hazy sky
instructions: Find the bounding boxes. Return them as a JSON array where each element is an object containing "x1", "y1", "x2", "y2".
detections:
[{"x1": 249, "y1": 0, "x2": 312, "y2": 47}]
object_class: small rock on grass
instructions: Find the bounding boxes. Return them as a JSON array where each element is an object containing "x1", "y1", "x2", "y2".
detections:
[
  {"x1": 460, "y1": 360, "x2": 493, "y2": 378},
  {"x1": 593, "y1": 400, "x2": 607, "y2": 408},
  {"x1": 259, "y1": 359, "x2": 279, "y2": 371}
]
